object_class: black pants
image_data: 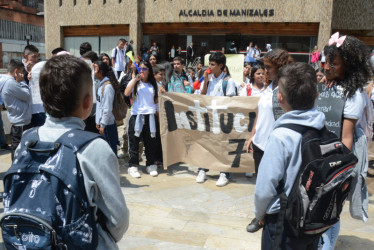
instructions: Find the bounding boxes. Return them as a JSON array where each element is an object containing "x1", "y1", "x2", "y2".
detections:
[
  {"x1": 128, "y1": 115, "x2": 162, "y2": 167},
  {"x1": 30, "y1": 112, "x2": 46, "y2": 127},
  {"x1": 262, "y1": 214, "x2": 320, "y2": 250},
  {"x1": 84, "y1": 115, "x2": 99, "y2": 134},
  {"x1": 10, "y1": 123, "x2": 32, "y2": 161},
  {"x1": 252, "y1": 143, "x2": 264, "y2": 174}
]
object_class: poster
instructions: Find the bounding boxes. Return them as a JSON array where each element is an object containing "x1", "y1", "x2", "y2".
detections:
[{"x1": 159, "y1": 92, "x2": 260, "y2": 173}]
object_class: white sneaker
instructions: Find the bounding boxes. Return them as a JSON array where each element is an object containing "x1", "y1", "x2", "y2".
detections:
[
  {"x1": 146, "y1": 165, "x2": 158, "y2": 177},
  {"x1": 118, "y1": 151, "x2": 125, "y2": 159},
  {"x1": 196, "y1": 170, "x2": 207, "y2": 183},
  {"x1": 128, "y1": 166, "x2": 141, "y2": 178},
  {"x1": 245, "y1": 172, "x2": 254, "y2": 178},
  {"x1": 216, "y1": 173, "x2": 229, "y2": 187}
]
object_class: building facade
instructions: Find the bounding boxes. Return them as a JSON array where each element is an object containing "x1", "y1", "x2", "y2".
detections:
[
  {"x1": 0, "y1": 0, "x2": 45, "y2": 68},
  {"x1": 44, "y1": 0, "x2": 373, "y2": 62}
]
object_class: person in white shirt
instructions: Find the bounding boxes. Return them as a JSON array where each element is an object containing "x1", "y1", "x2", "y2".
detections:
[
  {"x1": 197, "y1": 52, "x2": 236, "y2": 187},
  {"x1": 125, "y1": 60, "x2": 162, "y2": 178},
  {"x1": 239, "y1": 64, "x2": 265, "y2": 97},
  {"x1": 111, "y1": 39, "x2": 126, "y2": 77}
]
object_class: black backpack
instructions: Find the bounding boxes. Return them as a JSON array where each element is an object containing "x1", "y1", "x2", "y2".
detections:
[
  {"x1": 274, "y1": 124, "x2": 358, "y2": 247},
  {"x1": 1, "y1": 128, "x2": 101, "y2": 249},
  {"x1": 119, "y1": 73, "x2": 132, "y2": 107}
]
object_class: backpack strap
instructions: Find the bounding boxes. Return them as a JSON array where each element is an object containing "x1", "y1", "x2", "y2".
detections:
[
  {"x1": 277, "y1": 124, "x2": 310, "y2": 134},
  {"x1": 101, "y1": 81, "x2": 111, "y2": 97},
  {"x1": 56, "y1": 129, "x2": 103, "y2": 153}
]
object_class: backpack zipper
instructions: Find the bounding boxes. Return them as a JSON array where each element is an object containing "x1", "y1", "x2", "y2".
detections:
[{"x1": 2, "y1": 212, "x2": 58, "y2": 245}]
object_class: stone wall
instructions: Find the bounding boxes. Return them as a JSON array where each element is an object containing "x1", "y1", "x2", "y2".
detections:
[
  {"x1": 45, "y1": 0, "x2": 337, "y2": 58},
  {"x1": 332, "y1": 0, "x2": 374, "y2": 30}
]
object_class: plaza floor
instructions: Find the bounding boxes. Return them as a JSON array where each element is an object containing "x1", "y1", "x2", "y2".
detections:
[{"x1": 0, "y1": 132, "x2": 374, "y2": 249}]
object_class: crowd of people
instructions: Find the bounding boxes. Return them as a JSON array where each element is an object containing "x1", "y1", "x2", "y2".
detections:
[{"x1": 0, "y1": 33, "x2": 374, "y2": 249}]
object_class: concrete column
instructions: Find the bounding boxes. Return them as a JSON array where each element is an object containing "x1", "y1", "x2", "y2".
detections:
[
  {"x1": 129, "y1": 0, "x2": 143, "y2": 57},
  {"x1": 317, "y1": 0, "x2": 334, "y2": 52},
  {"x1": 44, "y1": 1, "x2": 62, "y2": 59}
]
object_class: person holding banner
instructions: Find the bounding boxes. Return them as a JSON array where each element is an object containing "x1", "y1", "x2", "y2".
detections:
[
  {"x1": 197, "y1": 52, "x2": 236, "y2": 187},
  {"x1": 124, "y1": 60, "x2": 162, "y2": 178},
  {"x1": 246, "y1": 49, "x2": 294, "y2": 232}
]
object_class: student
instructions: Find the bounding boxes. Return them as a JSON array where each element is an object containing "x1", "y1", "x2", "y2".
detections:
[
  {"x1": 93, "y1": 60, "x2": 120, "y2": 156},
  {"x1": 254, "y1": 62, "x2": 325, "y2": 249},
  {"x1": 0, "y1": 95, "x2": 10, "y2": 150},
  {"x1": 0, "y1": 59, "x2": 32, "y2": 160},
  {"x1": 316, "y1": 67, "x2": 325, "y2": 83},
  {"x1": 239, "y1": 64, "x2": 265, "y2": 97},
  {"x1": 111, "y1": 39, "x2": 126, "y2": 77},
  {"x1": 153, "y1": 64, "x2": 166, "y2": 92},
  {"x1": 320, "y1": 34, "x2": 372, "y2": 250},
  {"x1": 246, "y1": 49, "x2": 294, "y2": 232},
  {"x1": 125, "y1": 60, "x2": 162, "y2": 178},
  {"x1": 197, "y1": 52, "x2": 236, "y2": 187},
  {"x1": 99, "y1": 53, "x2": 118, "y2": 79},
  {"x1": 168, "y1": 57, "x2": 190, "y2": 93},
  {"x1": 38, "y1": 54, "x2": 129, "y2": 248},
  {"x1": 23, "y1": 44, "x2": 39, "y2": 84}
]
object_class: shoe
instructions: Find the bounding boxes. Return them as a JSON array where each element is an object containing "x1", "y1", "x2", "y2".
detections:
[
  {"x1": 146, "y1": 165, "x2": 158, "y2": 177},
  {"x1": 128, "y1": 166, "x2": 141, "y2": 178},
  {"x1": 117, "y1": 151, "x2": 128, "y2": 159},
  {"x1": 0, "y1": 145, "x2": 11, "y2": 151},
  {"x1": 196, "y1": 170, "x2": 207, "y2": 183},
  {"x1": 245, "y1": 172, "x2": 254, "y2": 178},
  {"x1": 246, "y1": 218, "x2": 263, "y2": 233},
  {"x1": 216, "y1": 173, "x2": 229, "y2": 187}
]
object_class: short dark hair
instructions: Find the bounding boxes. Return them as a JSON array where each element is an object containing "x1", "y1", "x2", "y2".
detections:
[
  {"x1": 119, "y1": 38, "x2": 127, "y2": 44},
  {"x1": 51, "y1": 47, "x2": 66, "y2": 55},
  {"x1": 82, "y1": 51, "x2": 98, "y2": 63},
  {"x1": 153, "y1": 64, "x2": 165, "y2": 74},
  {"x1": 79, "y1": 42, "x2": 92, "y2": 56},
  {"x1": 173, "y1": 56, "x2": 185, "y2": 65},
  {"x1": 7, "y1": 59, "x2": 24, "y2": 73},
  {"x1": 39, "y1": 55, "x2": 92, "y2": 118},
  {"x1": 278, "y1": 62, "x2": 317, "y2": 110},
  {"x1": 209, "y1": 52, "x2": 226, "y2": 70},
  {"x1": 24, "y1": 44, "x2": 39, "y2": 55},
  {"x1": 315, "y1": 67, "x2": 325, "y2": 74}
]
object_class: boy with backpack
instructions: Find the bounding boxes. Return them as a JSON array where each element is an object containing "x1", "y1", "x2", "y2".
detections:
[
  {"x1": 1, "y1": 55, "x2": 129, "y2": 249},
  {"x1": 254, "y1": 62, "x2": 357, "y2": 249}
]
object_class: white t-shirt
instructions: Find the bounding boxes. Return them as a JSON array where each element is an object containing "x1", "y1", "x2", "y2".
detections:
[
  {"x1": 131, "y1": 81, "x2": 157, "y2": 115},
  {"x1": 239, "y1": 83, "x2": 265, "y2": 97},
  {"x1": 252, "y1": 82, "x2": 277, "y2": 150},
  {"x1": 202, "y1": 72, "x2": 236, "y2": 97},
  {"x1": 111, "y1": 47, "x2": 125, "y2": 71}
]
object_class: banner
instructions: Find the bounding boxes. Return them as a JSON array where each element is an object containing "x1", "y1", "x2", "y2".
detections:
[
  {"x1": 159, "y1": 93, "x2": 260, "y2": 173},
  {"x1": 204, "y1": 54, "x2": 245, "y2": 85}
]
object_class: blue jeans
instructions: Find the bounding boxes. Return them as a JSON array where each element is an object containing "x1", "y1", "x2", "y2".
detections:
[
  {"x1": 104, "y1": 123, "x2": 119, "y2": 156},
  {"x1": 0, "y1": 113, "x2": 6, "y2": 147},
  {"x1": 319, "y1": 221, "x2": 340, "y2": 250}
]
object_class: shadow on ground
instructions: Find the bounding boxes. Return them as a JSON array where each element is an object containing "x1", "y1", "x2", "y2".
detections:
[{"x1": 336, "y1": 235, "x2": 374, "y2": 250}]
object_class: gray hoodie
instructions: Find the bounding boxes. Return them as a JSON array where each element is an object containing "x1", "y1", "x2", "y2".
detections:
[
  {"x1": 36, "y1": 116, "x2": 129, "y2": 249},
  {"x1": 0, "y1": 75, "x2": 31, "y2": 126},
  {"x1": 254, "y1": 108, "x2": 325, "y2": 220}
]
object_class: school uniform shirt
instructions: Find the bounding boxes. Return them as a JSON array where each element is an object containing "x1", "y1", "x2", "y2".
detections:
[
  {"x1": 239, "y1": 83, "x2": 265, "y2": 97},
  {"x1": 111, "y1": 47, "x2": 125, "y2": 72},
  {"x1": 131, "y1": 81, "x2": 157, "y2": 115},
  {"x1": 203, "y1": 72, "x2": 236, "y2": 97},
  {"x1": 0, "y1": 75, "x2": 31, "y2": 126},
  {"x1": 344, "y1": 89, "x2": 369, "y2": 221},
  {"x1": 252, "y1": 82, "x2": 277, "y2": 151},
  {"x1": 96, "y1": 77, "x2": 115, "y2": 128}
]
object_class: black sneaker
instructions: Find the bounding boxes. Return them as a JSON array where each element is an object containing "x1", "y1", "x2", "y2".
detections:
[
  {"x1": 0, "y1": 144, "x2": 11, "y2": 151},
  {"x1": 246, "y1": 218, "x2": 263, "y2": 233}
]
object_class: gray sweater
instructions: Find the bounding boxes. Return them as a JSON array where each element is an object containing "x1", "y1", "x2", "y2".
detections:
[
  {"x1": 36, "y1": 116, "x2": 129, "y2": 249},
  {"x1": 0, "y1": 75, "x2": 31, "y2": 126}
]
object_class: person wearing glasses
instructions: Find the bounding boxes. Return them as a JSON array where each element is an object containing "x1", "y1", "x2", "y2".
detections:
[{"x1": 124, "y1": 61, "x2": 162, "y2": 178}]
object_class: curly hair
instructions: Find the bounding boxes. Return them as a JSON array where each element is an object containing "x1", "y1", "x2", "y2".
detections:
[
  {"x1": 263, "y1": 49, "x2": 294, "y2": 70},
  {"x1": 324, "y1": 35, "x2": 372, "y2": 98}
]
